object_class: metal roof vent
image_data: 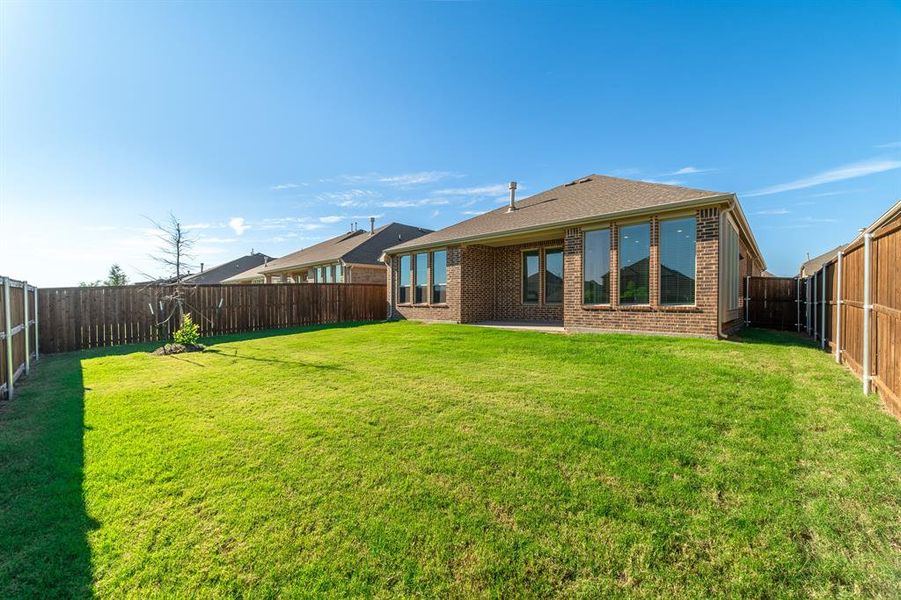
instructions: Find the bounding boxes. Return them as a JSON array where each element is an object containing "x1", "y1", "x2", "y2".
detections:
[{"x1": 507, "y1": 181, "x2": 518, "y2": 213}]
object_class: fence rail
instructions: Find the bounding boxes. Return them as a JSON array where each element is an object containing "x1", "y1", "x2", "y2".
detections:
[
  {"x1": 37, "y1": 283, "x2": 387, "y2": 354},
  {"x1": 745, "y1": 201, "x2": 901, "y2": 418},
  {"x1": 0, "y1": 277, "x2": 39, "y2": 399}
]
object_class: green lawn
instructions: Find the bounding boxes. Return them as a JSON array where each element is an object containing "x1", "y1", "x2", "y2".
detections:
[{"x1": 1, "y1": 322, "x2": 899, "y2": 598}]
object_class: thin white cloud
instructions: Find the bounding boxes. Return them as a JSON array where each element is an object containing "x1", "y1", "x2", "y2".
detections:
[
  {"x1": 183, "y1": 222, "x2": 213, "y2": 230},
  {"x1": 330, "y1": 171, "x2": 455, "y2": 187},
  {"x1": 669, "y1": 166, "x2": 715, "y2": 176},
  {"x1": 270, "y1": 183, "x2": 300, "y2": 191},
  {"x1": 461, "y1": 209, "x2": 492, "y2": 216},
  {"x1": 745, "y1": 158, "x2": 901, "y2": 197},
  {"x1": 228, "y1": 217, "x2": 249, "y2": 235},
  {"x1": 430, "y1": 209, "x2": 440, "y2": 218},
  {"x1": 804, "y1": 188, "x2": 869, "y2": 198},
  {"x1": 319, "y1": 215, "x2": 345, "y2": 224},
  {"x1": 641, "y1": 179, "x2": 685, "y2": 186},
  {"x1": 875, "y1": 141, "x2": 901, "y2": 149},
  {"x1": 435, "y1": 184, "x2": 510, "y2": 196},
  {"x1": 380, "y1": 198, "x2": 450, "y2": 208},
  {"x1": 755, "y1": 208, "x2": 790, "y2": 215},
  {"x1": 317, "y1": 189, "x2": 379, "y2": 207}
]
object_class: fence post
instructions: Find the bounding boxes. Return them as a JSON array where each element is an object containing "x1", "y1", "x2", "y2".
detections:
[
  {"x1": 23, "y1": 281, "x2": 30, "y2": 375},
  {"x1": 812, "y1": 274, "x2": 818, "y2": 340},
  {"x1": 744, "y1": 275, "x2": 750, "y2": 325},
  {"x1": 796, "y1": 277, "x2": 800, "y2": 332},
  {"x1": 820, "y1": 267, "x2": 826, "y2": 350},
  {"x1": 3, "y1": 277, "x2": 13, "y2": 399},
  {"x1": 862, "y1": 233, "x2": 873, "y2": 395},
  {"x1": 806, "y1": 277, "x2": 811, "y2": 334},
  {"x1": 33, "y1": 287, "x2": 39, "y2": 361},
  {"x1": 835, "y1": 251, "x2": 842, "y2": 363}
]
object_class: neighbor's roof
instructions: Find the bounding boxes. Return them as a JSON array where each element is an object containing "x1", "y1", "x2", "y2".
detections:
[
  {"x1": 182, "y1": 252, "x2": 273, "y2": 284},
  {"x1": 799, "y1": 245, "x2": 845, "y2": 276},
  {"x1": 223, "y1": 222, "x2": 432, "y2": 282},
  {"x1": 385, "y1": 175, "x2": 730, "y2": 254}
]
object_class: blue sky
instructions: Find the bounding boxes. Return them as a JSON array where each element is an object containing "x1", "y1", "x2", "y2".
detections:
[{"x1": 1, "y1": 1, "x2": 899, "y2": 285}]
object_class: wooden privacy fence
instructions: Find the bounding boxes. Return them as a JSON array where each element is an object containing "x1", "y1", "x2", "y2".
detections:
[
  {"x1": 745, "y1": 200, "x2": 901, "y2": 417},
  {"x1": 38, "y1": 283, "x2": 387, "y2": 354},
  {"x1": 0, "y1": 276, "x2": 39, "y2": 399}
]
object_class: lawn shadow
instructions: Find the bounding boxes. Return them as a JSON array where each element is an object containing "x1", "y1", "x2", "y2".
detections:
[
  {"x1": 0, "y1": 354, "x2": 96, "y2": 598},
  {"x1": 200, "y1": 320, "x2": 381, "y2": 347},
  {"x1": 730, "y1": 327, "x2": 822, "y2": 350},
  {"x1": 203, "y1": 346, "x2": 347, "y2": 371}
]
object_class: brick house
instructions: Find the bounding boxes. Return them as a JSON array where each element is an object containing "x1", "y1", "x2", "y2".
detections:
[
  {"x1": 382, "y1": 175, "x2": 765, "y2": 338},
  {"x1": 224, "y1": 219, "x2": 432, "y2": 285}
]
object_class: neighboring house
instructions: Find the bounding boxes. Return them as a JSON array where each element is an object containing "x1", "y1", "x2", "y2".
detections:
[
  {"x1": 182, "y1": 251, "x2": 273, "y2": 284},
  {"x1": 224, "y1": 219, "x2": 432, "y2": 285},
  {"x1": 798, "y1": 245, "x2": 845, "y2": 277},
  {"x1": 382, "y1": 174, "x2": 766, "y2": 338}
]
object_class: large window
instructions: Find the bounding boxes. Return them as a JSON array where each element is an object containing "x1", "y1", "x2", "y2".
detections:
[
  {"x1": 414, "y1": 253, "x2": 428, "y2": 303},
  {"x1": 583, "y1": 228, "x2": 610, "y2": 304},
  {"x1": 336, "y1": 263, "x2": 344, "y2": 283},
  {"x1": 398, "y1": 255, "x2": 411, "y2": 304},
  {"x1": 660, "y1": 217, "x2": 696, "y2": 305},
  {"x1": 522, "y1": 250, "x2": 540, "y2": 303},
  {"x1": 619, "y1": 222, "x2": 650, "y2": 305},
  {"x1": 432, "y1": 250, "x2": 447, "y2": 303},
  {"x1": 722, "y1": 221, "x2": 740, "y2": 310},
  {"x1": 544, "y1": 248, "x2": 563, "y2": 303}
]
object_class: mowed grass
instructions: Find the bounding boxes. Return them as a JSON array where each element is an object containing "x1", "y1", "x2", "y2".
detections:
[{"x1": 1, "y1": 322, "x2": 899, "y2": 598}]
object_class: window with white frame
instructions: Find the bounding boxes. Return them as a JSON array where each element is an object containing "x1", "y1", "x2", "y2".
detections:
[
  {"x1": 619, "y1": 222, "x2": 651, "y2": 305},
  {"x1": 544, "y1": 248, "x2": 563, "y2": 303},
  {"x1": 414, "y1": 253, "x2": 428, "y2": 303},
  {"x1": 583, "y1": 228, "x2": 611, "y2": 304},
  {"x1": 659, "y1": 216, "x2": 696, "y2": 305},
  {"x1": 431, "y1": 250, "x2": 447, "y2": 303},
  {"x1": 398, "y1": 255, "x2": 411, "y2": 304},
  {"x1": 522, "y1": 250, "x2": 540, "y2": 303}
]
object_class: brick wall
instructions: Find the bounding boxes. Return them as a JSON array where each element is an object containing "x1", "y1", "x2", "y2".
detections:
[
  {"x1": 348, "y1": 264, "x2": 386, "y2": 284},
  {"x1": 563, "y1": 208, "x2": 721, "y2": 337},
  {"x1": 387, "y1": 205, "x2": 760, "y2": 338},
  {"x1": 387, "y1": 247, "x2": 461, "y2": 322},
  {"x1": 492, "y1": 240, "x2": 565, "y2": 322}
]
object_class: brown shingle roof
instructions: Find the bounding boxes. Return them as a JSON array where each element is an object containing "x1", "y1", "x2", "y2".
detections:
[
  {"x1": 223, "y1": 222, "x2": 432, "y2": 282},
  {"x1": 385, "y1": 175, "x2": 729, "y2": 254}
]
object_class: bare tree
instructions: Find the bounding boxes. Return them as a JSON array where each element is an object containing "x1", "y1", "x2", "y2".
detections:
[
  {"x1": 144, "y1": 213, "x2": 198, "y2": 324},
  {"x1": 148, "y1": 213, "x2": 197, "y2": 282}
]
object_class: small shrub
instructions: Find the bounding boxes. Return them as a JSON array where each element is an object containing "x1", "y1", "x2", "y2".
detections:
[{"x1": 173, "y1": 313, "x2": 201, "y2": 346}]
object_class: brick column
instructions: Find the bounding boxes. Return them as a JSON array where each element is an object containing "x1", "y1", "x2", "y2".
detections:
[{"x1": 563, "y1": 228, "x2": 582, "y2": 326}]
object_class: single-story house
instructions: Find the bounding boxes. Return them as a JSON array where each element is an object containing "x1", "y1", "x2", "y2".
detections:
[
  {"x1": 798, "y1": 245, "x2": 846, "y2": 277},
  {"x1": 382, "y1": 175, "x2": 766, "y2": 338},
  {"x1": 224, "y1": 219, "x2": 432, "y2": 285},
  {"x1": 181, "y1": 251, "x2": 273, "y2": 284}
]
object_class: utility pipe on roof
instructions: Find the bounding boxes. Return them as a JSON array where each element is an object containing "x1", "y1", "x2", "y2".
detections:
[
  {"x1": 835, "y1": 251, "x2": 842, "y2": 364},
  {"x1": 862, "y1": 233, "x2": 873, "y2": 395}
]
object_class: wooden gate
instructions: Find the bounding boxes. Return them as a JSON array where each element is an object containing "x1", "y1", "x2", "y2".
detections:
[{"x1": 746, "y1": 276, "x2": 801, "y2": 331}]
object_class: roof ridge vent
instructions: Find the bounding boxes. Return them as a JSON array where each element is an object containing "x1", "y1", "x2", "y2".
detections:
[{"x1": 578, "y1": 177, "x2": 592, "y2": 183}]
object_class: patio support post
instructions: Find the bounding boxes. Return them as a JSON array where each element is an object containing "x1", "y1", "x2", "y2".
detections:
[
  {"x1": 862, "y1": 233, "x2": 873, "y2": 395},
  {"x1": 3, "y1": 277, "x2": 13, "y2": 399},
  {"x1": 835, "y1": 251, "x2": 842, "y2": 363}
]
